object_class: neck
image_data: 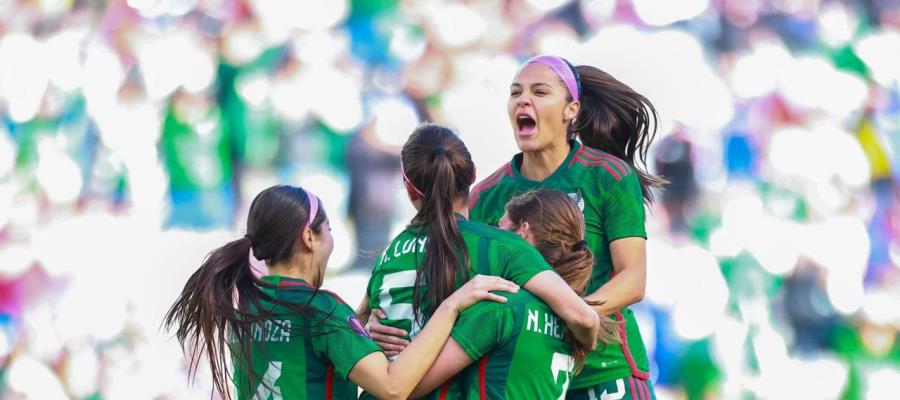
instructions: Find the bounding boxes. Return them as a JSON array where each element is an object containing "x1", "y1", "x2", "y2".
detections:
[
  {"x1": 267, "y1": 257, "x2": 316, "y2": 283},
  {"x1": 412, "y1": 198, "x2": 470, "y2": 220},
  {"x1": 521, "y1": 140, "x2": 571, "y2": 181},
  {"x1": 454, "y1": 199, "x2": 469, "y2": 219}
]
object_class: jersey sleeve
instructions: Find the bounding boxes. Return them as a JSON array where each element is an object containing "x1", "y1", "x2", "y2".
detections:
[
  {"x1": 495, "y1": 239, "x2": 554, "y2": 286},
  {"x1": 312, "y1": 301, "x2": 383, "y2": 379},
  {"x1": 450, "y1": 301, "x2": 512, "y2": 360},
  {"x1": 600, "y1": 168, "x2": 647, "y2": 241}
]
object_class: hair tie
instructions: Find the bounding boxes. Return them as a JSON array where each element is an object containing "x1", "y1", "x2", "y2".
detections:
[
  {"x1": 400, "y1": 158, "x2": 425, "y2": 197},
  {"x1": 244, "y1": 233, "x2": 255, "y2": 245},
  {"x1": 573, "y1": 240, "x2": 587, "y2": 250}
]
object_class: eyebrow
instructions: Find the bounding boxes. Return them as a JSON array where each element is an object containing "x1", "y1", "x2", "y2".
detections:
[{"x1": 510, "y1": 82, "x2": 553, "y2": 90}]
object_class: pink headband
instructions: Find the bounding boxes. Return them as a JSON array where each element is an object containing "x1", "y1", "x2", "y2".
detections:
[
  {"x1": 303, "y1": 188, "x2": 319, "y2": 231},
  {"x1": 400, "y1": 159, "x2": 425, "y2": 197},
  {"x1": 523, "y1": 55, "x2": 580, "y2": 102}
]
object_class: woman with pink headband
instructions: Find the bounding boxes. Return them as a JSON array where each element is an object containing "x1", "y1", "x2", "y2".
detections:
[
  {"x1": 466, "y1": 55, "x2": 666, "y2": 399},
  {"x1": 164, "y1": 185, "x2": 520, "y2": 400}
]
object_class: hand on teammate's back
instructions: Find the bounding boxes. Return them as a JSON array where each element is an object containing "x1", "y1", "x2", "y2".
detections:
[{"x1": 366, "y1": 309, "x2": 409, "y2": 358}]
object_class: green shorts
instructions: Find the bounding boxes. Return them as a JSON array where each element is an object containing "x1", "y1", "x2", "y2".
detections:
[{"x1": 566, "y1": 376, "x2": 656, "y2": 400}]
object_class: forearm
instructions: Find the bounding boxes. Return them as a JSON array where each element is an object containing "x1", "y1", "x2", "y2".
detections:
[
  {"x1": 356, "y1": 295, "x2": 370, "y2": 322},
  {"x1": 584, "y1": 266, "x2": 645, "y2": 315},
  {"x1": 383, "y1": 302, "x2": 459, "y2": 397},
  {"x1": 409, "y1": 339, "x2": 472, "y2": 398},
  {"x1": 525, "y1": 271, "x2": 599, "y2": 347}
]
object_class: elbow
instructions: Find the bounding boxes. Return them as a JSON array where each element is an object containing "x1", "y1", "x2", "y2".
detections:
[
  {"x1": 381, "y1": 386, "x2": 406, "y2": 400},
  {"x1": 632, "y1": 282, "x2": 646, "y2": 304}
]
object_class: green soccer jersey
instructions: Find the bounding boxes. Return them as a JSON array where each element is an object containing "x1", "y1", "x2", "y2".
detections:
[
  {"x1": 469, "y1": 140, "x2": 651, "y2": 388},
  {"x1": 451, "y1": 290, "x2": 575, "y2": 400},
  {"x1": 232, "y1": 276, "x2": 382, "y2": 400},
  {"x1": 364, "y1": 218, "x2": 553, "y2": 400},
  {"x1": 366, "y1": 217, "x2": 553, "y2": 340}
]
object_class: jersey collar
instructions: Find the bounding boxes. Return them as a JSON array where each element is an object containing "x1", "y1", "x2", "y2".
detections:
[
  {"x1": 511, "y1": 140, "x2": 581, "y2": 185},
  {"x1": 261, "y1": 275, "x2": 314, "y2": 289}
]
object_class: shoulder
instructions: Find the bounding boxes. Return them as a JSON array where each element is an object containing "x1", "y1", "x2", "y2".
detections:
[
  {"x1": 281, "y1": 283, "x2": 351, "y2": 314},
  {"x1": 568, "y1": 145, "x2": 634, "y2": 183},
  {"x1": 469, "y1": 161, "x2": 515, "y2": 209},
  {"x1": 460, "y1": 290, "x2": 543, "y2": 319},
  {"x1": 460, "y1": 219, "x2": 529, "y2": 247}
]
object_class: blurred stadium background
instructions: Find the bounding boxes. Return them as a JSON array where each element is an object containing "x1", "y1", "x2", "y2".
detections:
[{"x1": 1, "y1": 0, "x2": 899, "y2": 398}]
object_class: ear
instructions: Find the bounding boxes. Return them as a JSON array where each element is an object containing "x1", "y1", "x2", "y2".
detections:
[
  {"x1": 298, "y1": 227, "x2": 315, "y2": 251},
  {"x1": 564, "y1": 100, "x2": 580, "y2": 122},
  {"x1": 518, "y1": 221, "x2": 534, "y2": 244}
]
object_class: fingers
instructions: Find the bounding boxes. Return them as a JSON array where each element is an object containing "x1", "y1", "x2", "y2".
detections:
[
  {"x1": 363, "y1": 308, "x2": 410, "y2": 353},
  {"x1": 481, "y1": 292, "x2": 509, "y2": 303},
  {"x1": 368, "y1": 322, "x2": 408, "y2": 338},
  {"x1": 369, "y1": 327, "x2": 409, "y2": 345},
  {"x1": 371, "y1": 333, "x2": 409, "y2": 353},
  {"x1": 471, "y1": 274, "x2": 519, "y2": 293}
]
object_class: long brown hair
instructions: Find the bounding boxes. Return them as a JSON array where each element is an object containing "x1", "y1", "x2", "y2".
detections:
[
  {"x1": 570, "y1": 65, "x2": 668, "y2": 204},
  {"x1": 402, "y1": 123, "x2": 477, "y2": 323},
  {"x1": 163, "y1": 185, "x2": 328, "y2": 399},
  {"x1": 505, "y1": 189, "x2": 622, "y2": 369}
]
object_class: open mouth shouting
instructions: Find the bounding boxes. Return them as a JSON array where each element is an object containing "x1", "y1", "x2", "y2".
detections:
[{"x1": 515, "y1": 112, "x2": 537, "y2": 137}]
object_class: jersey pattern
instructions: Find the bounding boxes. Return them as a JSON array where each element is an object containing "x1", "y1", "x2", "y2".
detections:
[
  {"x1": 452, "y1": 289, "x2": 575, "y2": 400},
  {"x1": 232, "y1": 276, "x2": 381, "y2": 400},
  {"x1": 469, "y1": 140, "x2": 651, "y2": 388},
  {"x1": 365, "y1": 218, "x2": 554, "y2": 399}
]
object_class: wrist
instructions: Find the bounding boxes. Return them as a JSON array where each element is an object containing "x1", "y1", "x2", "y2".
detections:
[{"x1": 437, "y1": 298, "x2": 462, "y2": 316}]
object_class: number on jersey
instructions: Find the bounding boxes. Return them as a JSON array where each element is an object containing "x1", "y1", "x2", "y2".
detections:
[
  {"x1": 253, "y1": 361, "x2": 283, "y2": 400},
  {"x1": 550, "y1": 352, "x2": 575, "y2": 400}
]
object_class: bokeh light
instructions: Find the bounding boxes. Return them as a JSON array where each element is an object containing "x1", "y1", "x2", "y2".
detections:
[{"x1": 1, "y1": 1, "x2": 899, "y2": 399}]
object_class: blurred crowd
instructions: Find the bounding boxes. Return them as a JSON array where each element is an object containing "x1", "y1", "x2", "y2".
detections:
[{"x1": 1, "y1": 0, "x2": 899, "y2": 398}]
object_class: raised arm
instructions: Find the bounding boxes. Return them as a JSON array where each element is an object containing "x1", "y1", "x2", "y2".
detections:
[
  {"x1": 524, "y1": 270, "x2": 600, "y2": 350},
  {"x1": 348, "y1": 275, "x2": 518, "y2": 400},
  {"x1": 583, "y1": 237, "x2": 646, "y2": 314}
]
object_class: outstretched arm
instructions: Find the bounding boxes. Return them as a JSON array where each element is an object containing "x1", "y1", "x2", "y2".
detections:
[{"x1": 348, "y1": 276, "x2": 518, "y2": 400}]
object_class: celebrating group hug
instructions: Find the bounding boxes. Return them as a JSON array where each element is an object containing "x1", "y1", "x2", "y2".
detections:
[{"x1": 165, "y1": 55, "x2": 666, "y2": 400}]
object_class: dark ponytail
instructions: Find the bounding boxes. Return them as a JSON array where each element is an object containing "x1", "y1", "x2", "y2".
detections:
[
  {"x1": 164, "y1": 185, "x2": 327, "y2": 399},
  {"x1": 505, "y1": 189, "x2": 622, "y2": 370},
  {"x1": 571, "y1": 66, "x2": 668, "y2": 204},
  {"x1": 401, "y1": 124, "x2": 476, "y2": 323}
]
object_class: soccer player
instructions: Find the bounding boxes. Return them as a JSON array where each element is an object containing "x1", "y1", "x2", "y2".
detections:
[
  {"x1": 407, "y1": 189, "x2": 623, "y2": 399},
  {"x1": 468, "y1": 55, "x2": 665, "y2": 399},
  {"x1": 361, "y1": 124, "x2": 600, "y2": 397},
  {"x1": 163, "y1": 185, "x2": 519, "y2": 400}
]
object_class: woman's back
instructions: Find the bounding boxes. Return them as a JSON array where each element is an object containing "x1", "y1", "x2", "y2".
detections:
[
  {"x1": 366, "y1": 218, "x2": 552, "y2": 340},
  {"x1": 233, "y1": 276, "x2": 380, "y2": 400},
  {"x1": 450, "y1": 289, "x2": 574, "y2": 399}
]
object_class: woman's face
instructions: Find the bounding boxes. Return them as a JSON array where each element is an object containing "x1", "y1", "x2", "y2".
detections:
[
  {"x1": 507, "y1": 63, "x2": 578, "y2": 153},
  {"x1": 499, "y1": 213, "x2": 535, "y2": 246},
  {"x1": 312, "y1": 219, "x2": 334, "y2": 286}
]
